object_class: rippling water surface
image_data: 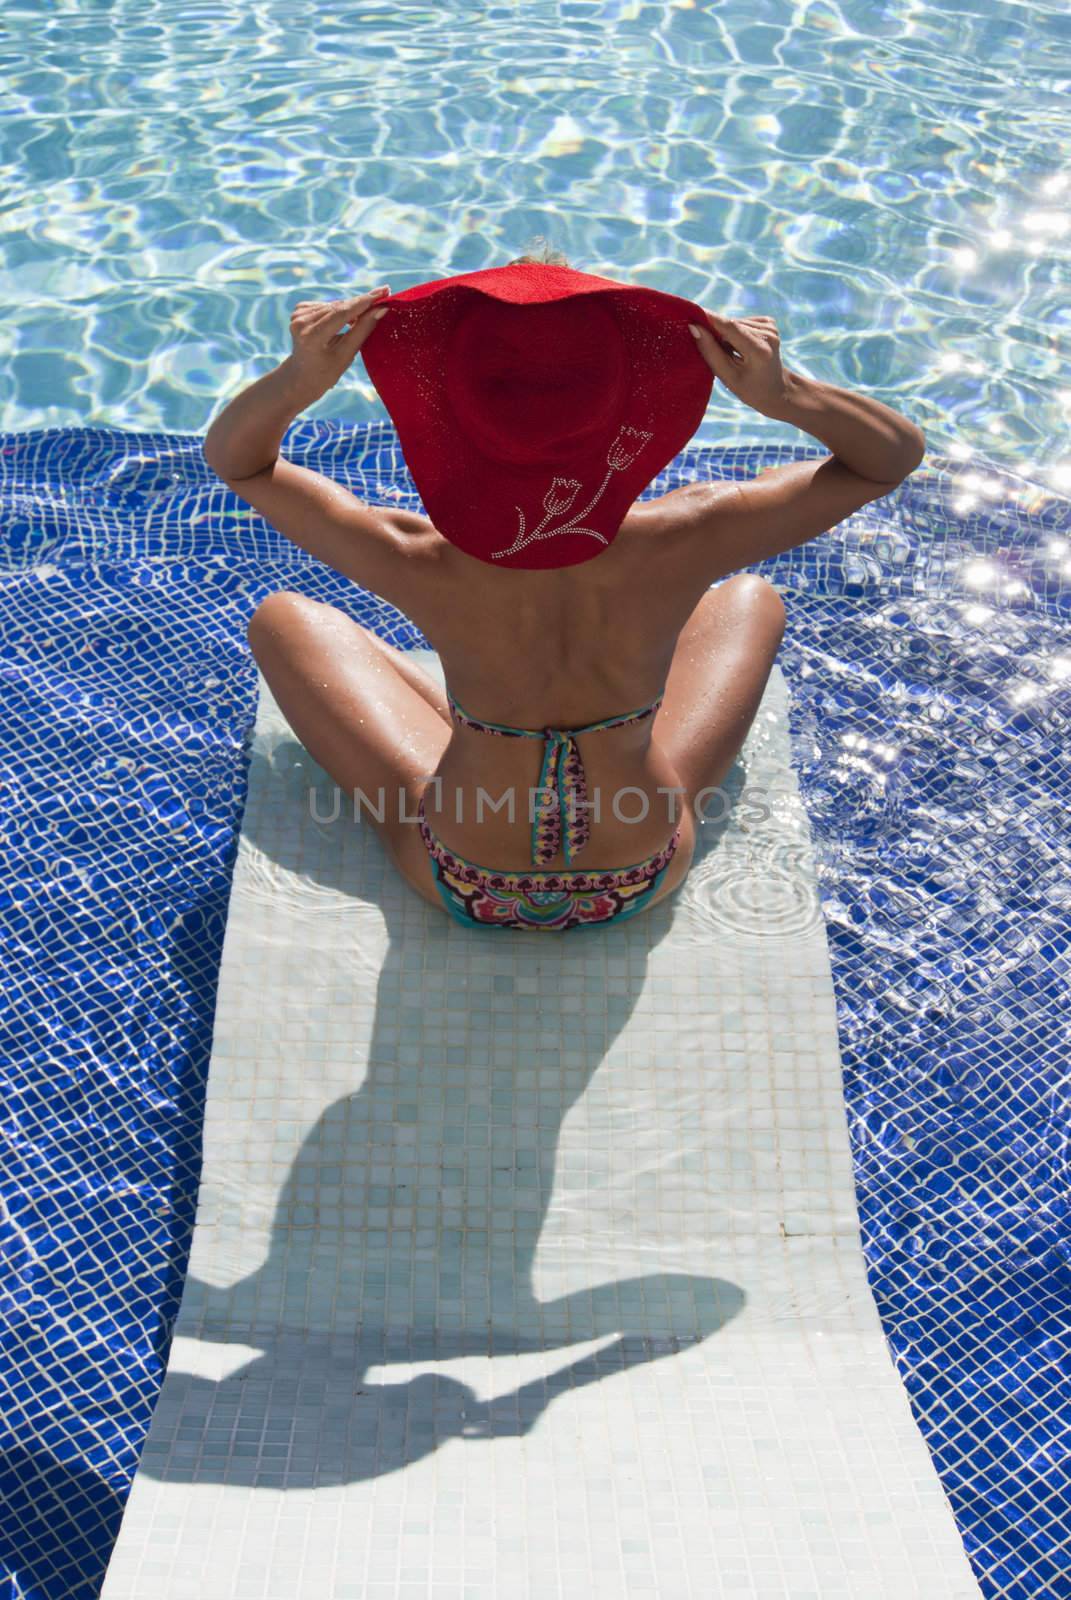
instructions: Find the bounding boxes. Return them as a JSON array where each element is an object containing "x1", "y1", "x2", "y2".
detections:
[
  {"x1": 3, "y1": 6, "x2": 1071, "y2": 1600},
  {"x1": 2, "y1": 0, "x2": 1069, "y2": 484}
]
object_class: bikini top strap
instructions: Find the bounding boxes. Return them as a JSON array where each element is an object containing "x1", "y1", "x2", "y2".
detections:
[
  {"x1": 571, "y1": 694, "x2": 664, "y2": 735},
  {"x1": 446, "y1": 690, "x2": 544, "y2": 739},
  {"x1": 445, "y1": 687, "x2": 666, "y2": 867},
  {"x1": 446, "y1": 688, "x2": 665, "y2": 738}
]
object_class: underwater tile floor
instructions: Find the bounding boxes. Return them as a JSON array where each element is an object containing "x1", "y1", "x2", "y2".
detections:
[{"x1": 100, "y1": 657, "x2": 979, "y2": 1599}]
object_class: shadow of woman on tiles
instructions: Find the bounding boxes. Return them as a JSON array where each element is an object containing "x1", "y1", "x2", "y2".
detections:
[{"x1": 135, "y1": 734, "x2": 750, "y2": 1489}]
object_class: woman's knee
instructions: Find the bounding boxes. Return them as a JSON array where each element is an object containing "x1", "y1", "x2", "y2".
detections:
[
  {"x1": 246, "y1": 590, "x2": 320, "y2": 652},
  {"x1": 719, "y1": 572, "x2": 786, "y2": 637}
]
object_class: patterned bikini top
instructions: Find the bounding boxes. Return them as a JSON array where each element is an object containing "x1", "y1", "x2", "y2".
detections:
[{"x1": 446, "y1": 687, "x2": 665, "y2": 868}]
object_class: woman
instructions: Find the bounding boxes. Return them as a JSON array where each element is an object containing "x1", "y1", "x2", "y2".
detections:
[{"x1": 203, "y1": 243, "x2": 925, "y2": 931}]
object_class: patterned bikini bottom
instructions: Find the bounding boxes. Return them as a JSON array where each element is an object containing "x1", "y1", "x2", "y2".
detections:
[{"x1": 415, "y1": 794, "x2": 683, "y2": 932}]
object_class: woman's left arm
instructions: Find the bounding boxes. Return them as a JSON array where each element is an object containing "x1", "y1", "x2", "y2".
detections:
[
  {"x1": 203, "y1": 354, "x2": 323, "y2": 482},
  {"x1": 203, "y1": 286, "x2": 391, "y2": 478},
  {"x1": 201, "y1": 288, "x2": 433, "y2": 604}
]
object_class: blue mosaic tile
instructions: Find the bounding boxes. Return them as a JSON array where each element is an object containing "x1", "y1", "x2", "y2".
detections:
[{"x1": 0, "y1": 421, "x2": 1068, "y2": 1599}]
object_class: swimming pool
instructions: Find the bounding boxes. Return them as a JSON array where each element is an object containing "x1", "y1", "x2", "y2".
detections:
[{"x1": 2, "y1": 2, "x2": 1069, "y2": 1597}]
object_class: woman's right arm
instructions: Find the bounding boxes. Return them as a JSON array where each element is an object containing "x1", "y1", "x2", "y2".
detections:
[
  {"x1": 763, "y1": 369, "x2": 925, "y2": 483},
  {"x1": 675, "y1": 311, "x2": 926, "y2": 581},
  {"x1": 690, "y1": 309, "x2": 925, "y2": 480}
]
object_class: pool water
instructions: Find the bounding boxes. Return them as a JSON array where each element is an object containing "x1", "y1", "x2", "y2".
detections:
[
  {"x1": 3, "y1": 0, "x2": 1069, "y2": 485},
  {"x1": 1, "y1": 2, "x2": 1070, "y2": 1598}
]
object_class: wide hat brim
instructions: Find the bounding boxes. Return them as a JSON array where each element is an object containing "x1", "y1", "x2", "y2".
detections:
[{"x1": 360, "y1": 263, "x2": 715, "y2": 571}]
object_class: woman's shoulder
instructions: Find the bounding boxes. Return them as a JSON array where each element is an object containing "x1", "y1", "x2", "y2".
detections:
[
  {"x1": 376, "y1": 486, "x2": 715, "y2": 646},
  {"x1": 381, "y1": 483, "x2": 704, "y2": 551}
]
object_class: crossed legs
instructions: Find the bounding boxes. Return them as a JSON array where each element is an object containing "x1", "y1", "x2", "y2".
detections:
[{"x1": 245, "y1": 574, "x2": 786, "y2": 914}]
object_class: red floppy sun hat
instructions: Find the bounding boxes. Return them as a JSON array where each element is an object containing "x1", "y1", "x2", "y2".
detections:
[{"x1": 360, "y1": 262, "x2": 717, "y2": 571}]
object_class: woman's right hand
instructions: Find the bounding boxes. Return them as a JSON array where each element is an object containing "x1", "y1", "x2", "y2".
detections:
[{"x1": 688, "y1": 311, "x2": 794, "y2": 419}]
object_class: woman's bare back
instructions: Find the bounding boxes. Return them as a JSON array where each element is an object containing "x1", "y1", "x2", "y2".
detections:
[{"x1": 394, "y1": 498, "x2": 729, "y2": 873}]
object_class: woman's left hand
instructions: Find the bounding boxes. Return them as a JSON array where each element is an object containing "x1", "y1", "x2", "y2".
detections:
[{"x1": 287, "y1": 286, "x2": 391, "y2": 397}]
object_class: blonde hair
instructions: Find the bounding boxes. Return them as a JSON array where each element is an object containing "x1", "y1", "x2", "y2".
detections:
[{"x1": 506, "y1": 234, "x2": 572, "y2": 267}]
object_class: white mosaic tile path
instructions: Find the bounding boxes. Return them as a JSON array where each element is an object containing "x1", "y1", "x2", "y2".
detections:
[{"x1": 102, "y1": 655, "x2": 980, "y2": 1600}]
